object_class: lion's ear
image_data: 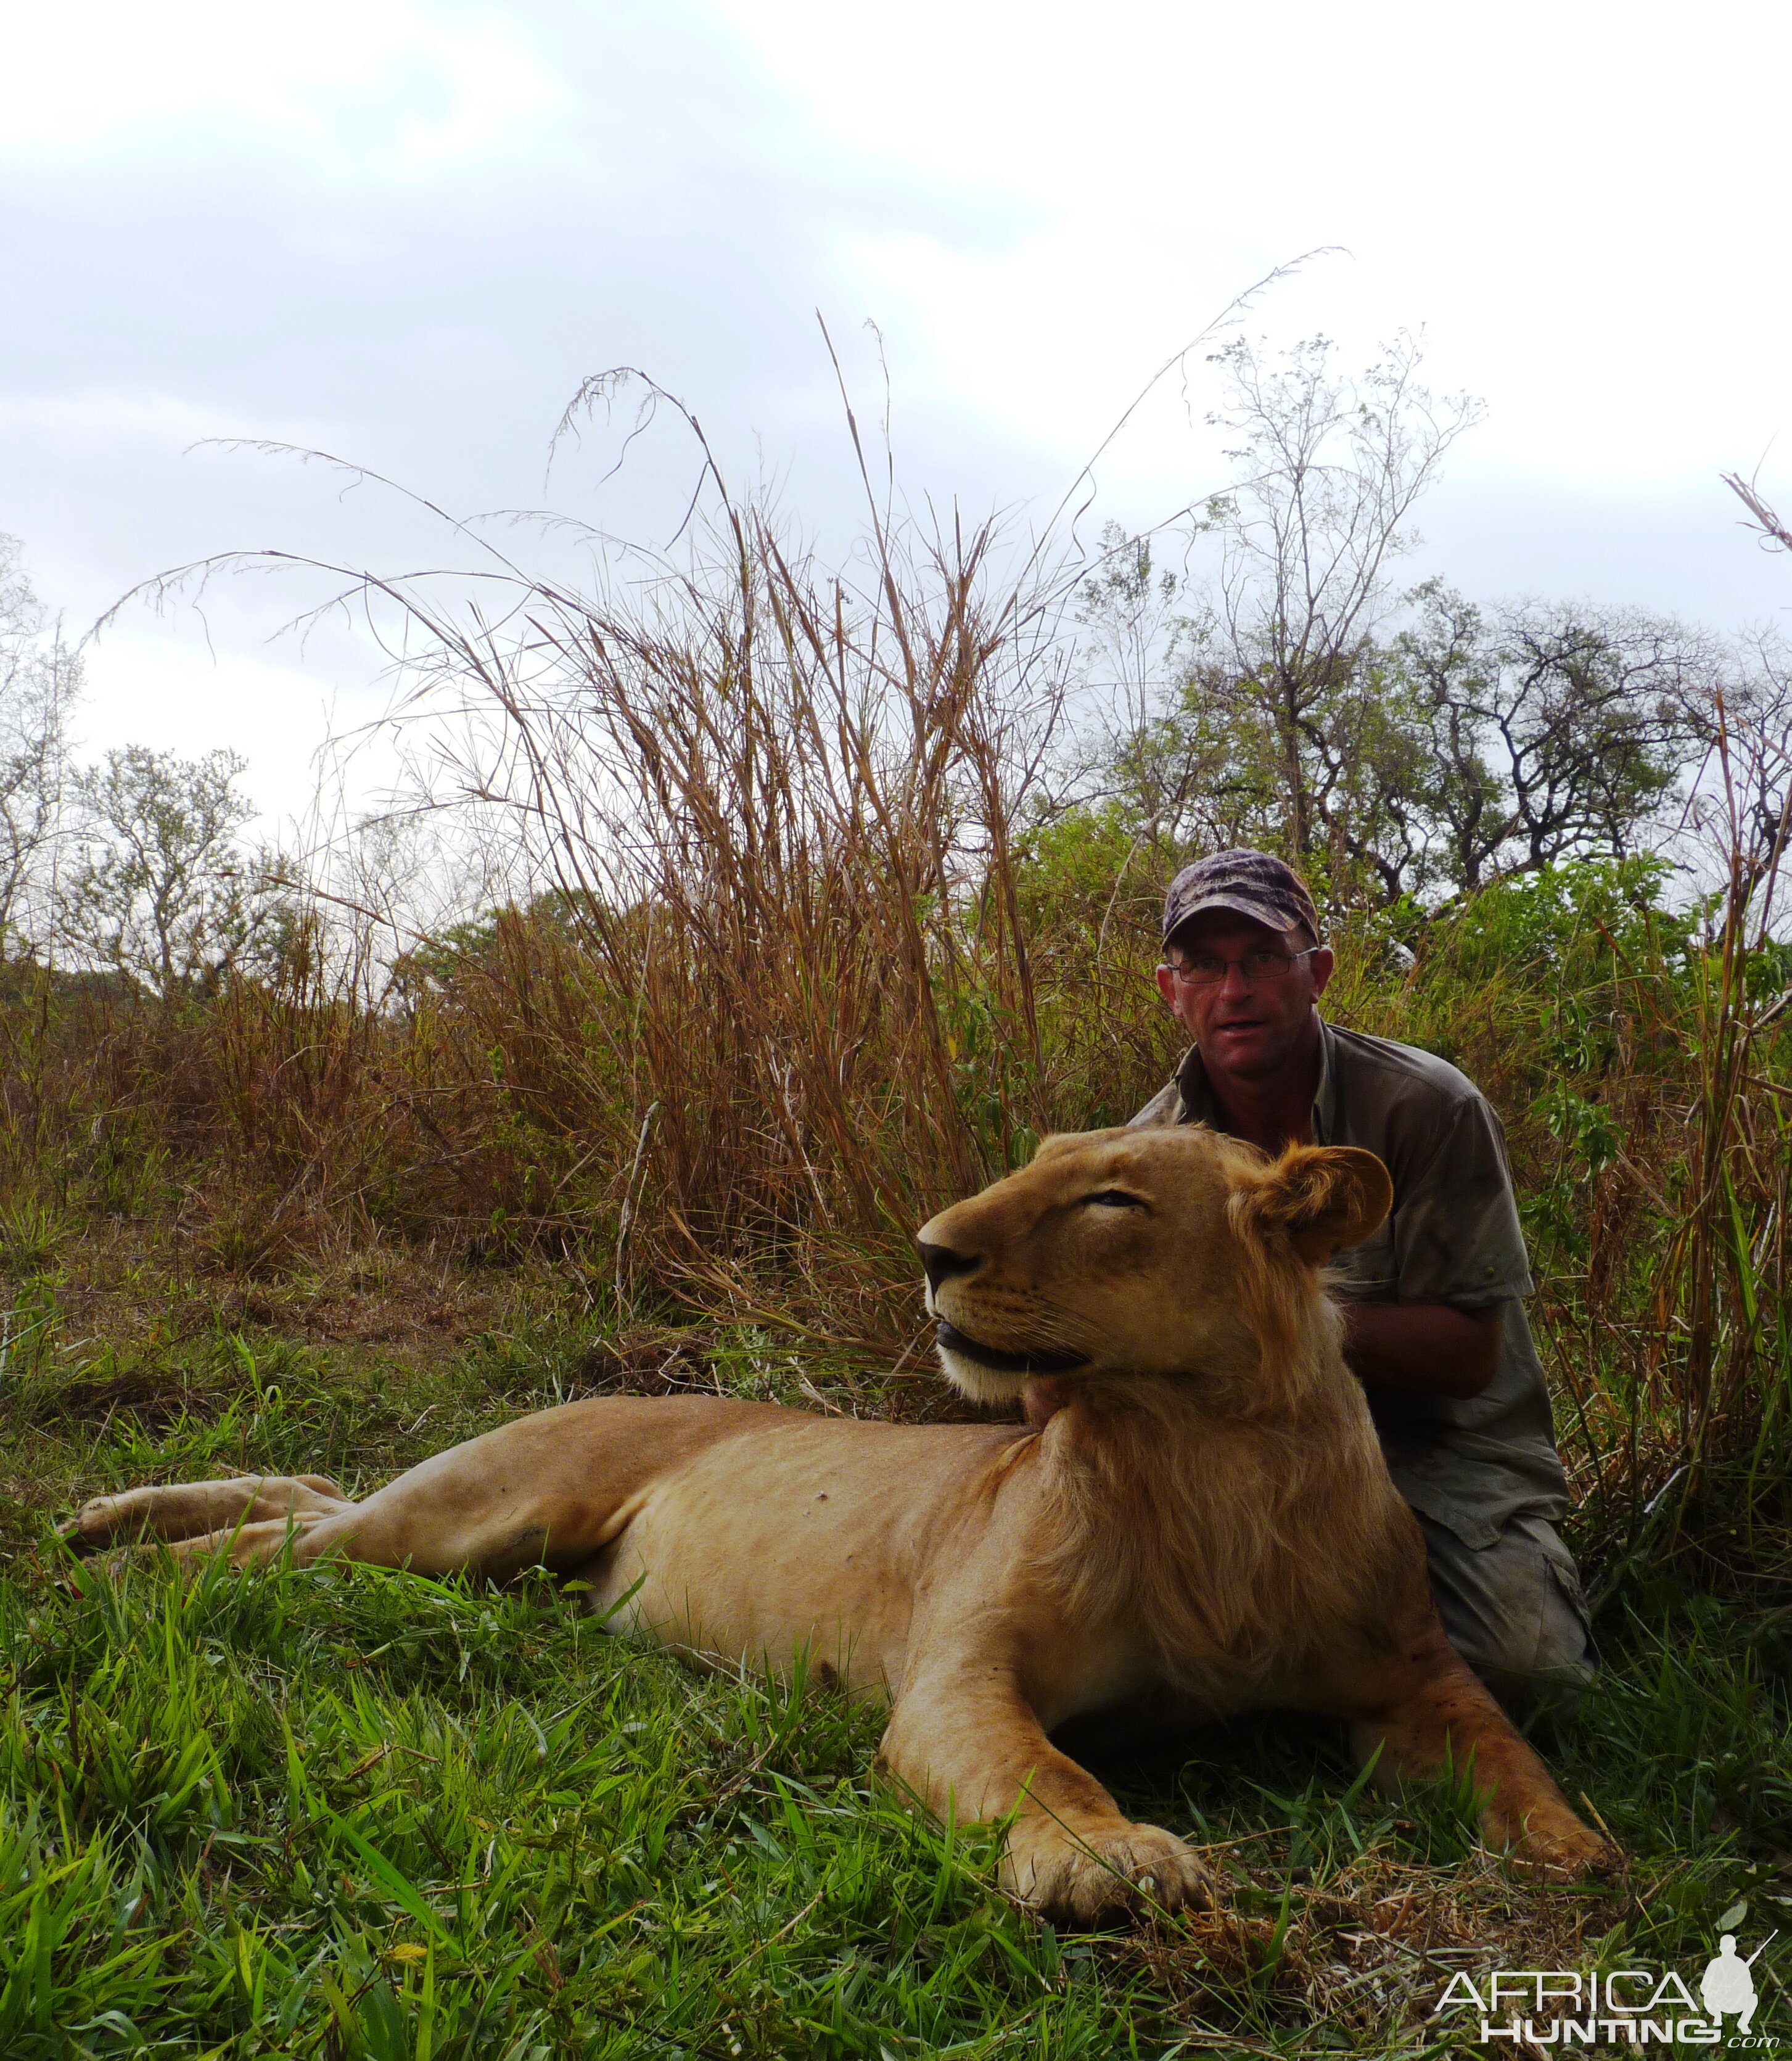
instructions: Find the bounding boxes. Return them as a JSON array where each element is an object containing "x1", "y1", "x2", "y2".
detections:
[{"x1": 1239, "y1": 1146, "x2": 1392, "y2": 1265}]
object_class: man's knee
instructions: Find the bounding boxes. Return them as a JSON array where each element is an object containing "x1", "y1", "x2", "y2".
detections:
[{"x1": 1415, "y1": 1510, "x2": 1595, "y2": 1719}]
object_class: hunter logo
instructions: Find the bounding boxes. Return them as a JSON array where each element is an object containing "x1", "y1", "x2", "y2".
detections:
[
  {"x1": 1703, "y1": 1936, "x2": 1772, "y2": 2041},
  {"x1": 1431, "y1": 1925, "x2": 1778, "y2": 2049}
]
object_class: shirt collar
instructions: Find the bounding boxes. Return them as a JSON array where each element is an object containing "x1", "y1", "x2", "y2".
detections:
[
  {"x1": 1176, "y1": 1013, "x2": 1337, "y2": 1145},
  {"x1": 1313, "y1": 1014, "x2": 1339, "y2": 1144}
]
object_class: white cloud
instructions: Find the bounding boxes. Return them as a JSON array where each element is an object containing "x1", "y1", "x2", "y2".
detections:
[
  {"x1": 71, "y1": 629, "x2": 372, "y2": 838},
  {"x1": 0, "y1": 0, "x2": 567, "y2": 176},
  {"x1": 718, "y1": 0, "x2": 1792, "y2": 487},
  {"x1": 0, "y1": 388, "x2": 289, "y2": 453},
  {"x1": 2, "y1": 0, "x2": 1789, "y2": 835}
]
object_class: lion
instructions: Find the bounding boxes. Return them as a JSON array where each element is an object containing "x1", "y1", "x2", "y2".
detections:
[{"x1": 62, "y1": 1127, "x2": 1615, "y2": 1921}]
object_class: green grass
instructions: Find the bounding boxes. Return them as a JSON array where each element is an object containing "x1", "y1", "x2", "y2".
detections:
[{"x1": 2, "y1": 1291, "x2": 1790, "y2": 2057}]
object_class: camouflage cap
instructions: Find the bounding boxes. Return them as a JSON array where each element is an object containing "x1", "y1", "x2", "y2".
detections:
[{"x1": 1161, "y1": 849, "x2": 1321, "y2": 950}]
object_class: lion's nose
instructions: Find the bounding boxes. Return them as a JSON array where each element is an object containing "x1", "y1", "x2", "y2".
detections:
[{"x1": 918, "y1": 1240, "x2": 980, "y2": 1289}]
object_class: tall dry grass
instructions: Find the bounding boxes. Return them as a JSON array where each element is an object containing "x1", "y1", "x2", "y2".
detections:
[
  {"x1": 6, "y1": 425, "x2": 1791, "y2": 1588},
  {"x1": 287, "y1": 410, "x2": 1182, "y2": 1350}
]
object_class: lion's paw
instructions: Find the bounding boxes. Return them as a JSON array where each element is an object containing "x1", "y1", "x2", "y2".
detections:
[
  {"x1": 59, "y1": 1496, "x2": 128, "y2": 1554},
  {"x1": 1489, "y1": 1802, "x2": 1621, "y2": 1880},
  {"x1": 1005, "y1": 1820, "x2": 1210, "y2": 1926}
]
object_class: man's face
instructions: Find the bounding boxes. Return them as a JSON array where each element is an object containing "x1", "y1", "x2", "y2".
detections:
[{"x1": 1153, "y1": 911, "x2": 1334, "y2": 1082}]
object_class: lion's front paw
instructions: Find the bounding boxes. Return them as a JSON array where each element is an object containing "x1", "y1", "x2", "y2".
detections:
[
  {"x1": 1005, "y1": 1819, "x2": 1210, "y2": 1925},
  {"x1": 1487, "y1": 1801, "x2": 1620, "y2": 1880}
]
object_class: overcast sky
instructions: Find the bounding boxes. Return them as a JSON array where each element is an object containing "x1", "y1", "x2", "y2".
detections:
[{"x1": 4, "y1": 0, "x2": 1790, "y2": 837}]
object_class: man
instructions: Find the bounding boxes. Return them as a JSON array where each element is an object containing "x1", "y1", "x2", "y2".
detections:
[{"x1": 1132, "y1": 849, "x2": 1593, "y2": 1715}]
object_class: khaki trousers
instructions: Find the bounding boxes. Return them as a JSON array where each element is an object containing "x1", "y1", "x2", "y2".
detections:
[{"x1": 1414, "y1": 1509, "x2": 1596, "y2": 1718}]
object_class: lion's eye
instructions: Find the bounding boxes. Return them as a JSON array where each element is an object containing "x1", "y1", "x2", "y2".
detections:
[{"x1": 1083, "y1": 1190, "x2": 1145, "y2": 1210}]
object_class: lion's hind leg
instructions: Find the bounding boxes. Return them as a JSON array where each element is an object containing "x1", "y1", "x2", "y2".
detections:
[{"x1": 62, "y1": 1474, "x2": 354, "y2": 1555}]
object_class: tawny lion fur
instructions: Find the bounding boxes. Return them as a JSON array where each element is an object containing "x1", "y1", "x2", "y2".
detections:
[{"x1": 64, "y1": 1127, "x2": 1614, "y2": 1922}]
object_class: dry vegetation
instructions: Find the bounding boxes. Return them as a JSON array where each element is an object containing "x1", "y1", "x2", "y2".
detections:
[{"x1": 1, "y1": 389, "x2": 1790, "y2": 2053}]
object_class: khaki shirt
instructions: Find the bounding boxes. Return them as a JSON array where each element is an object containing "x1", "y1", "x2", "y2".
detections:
[{"x1": 1131, "y1": 1018, "x2": 1569, "y2": 1548}]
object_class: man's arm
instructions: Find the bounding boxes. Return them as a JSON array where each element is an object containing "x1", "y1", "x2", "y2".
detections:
[{"x1": 1342, "y1": 1302, "x2": 1501, "y2": 1401}]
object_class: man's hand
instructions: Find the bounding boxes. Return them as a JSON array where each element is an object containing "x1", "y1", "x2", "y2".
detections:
[{"x1": 1342, "y1": 1302, "x2": 1501, "y2": 1401}]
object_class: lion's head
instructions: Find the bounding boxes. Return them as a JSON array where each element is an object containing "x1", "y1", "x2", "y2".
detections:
[{"x1": 916, "y1": 1127, "x2": 1391, "y2": 1410}]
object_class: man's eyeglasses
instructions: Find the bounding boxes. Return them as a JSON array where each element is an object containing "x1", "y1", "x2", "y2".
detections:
[{"x1": 1165, "y1": 947, "x2": 1320, "y2": 987}]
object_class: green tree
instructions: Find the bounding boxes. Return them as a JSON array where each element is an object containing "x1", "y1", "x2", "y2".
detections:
[
  {"x1": 1093, "y1": 340, "x2": 1720, "y2": 906},
  {"x1": 1397, "y1": 583, "x2": 1712, "y2": 890},
  {"x1": 59, "y1": 744, "x2": 268, "y2": 997},
  {"x1": 0, "y1": 534, "x2": 81, "y2": 958},
  {"x1": 1194, "y1": 332, "x2": 1482, "y2": 870}
]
